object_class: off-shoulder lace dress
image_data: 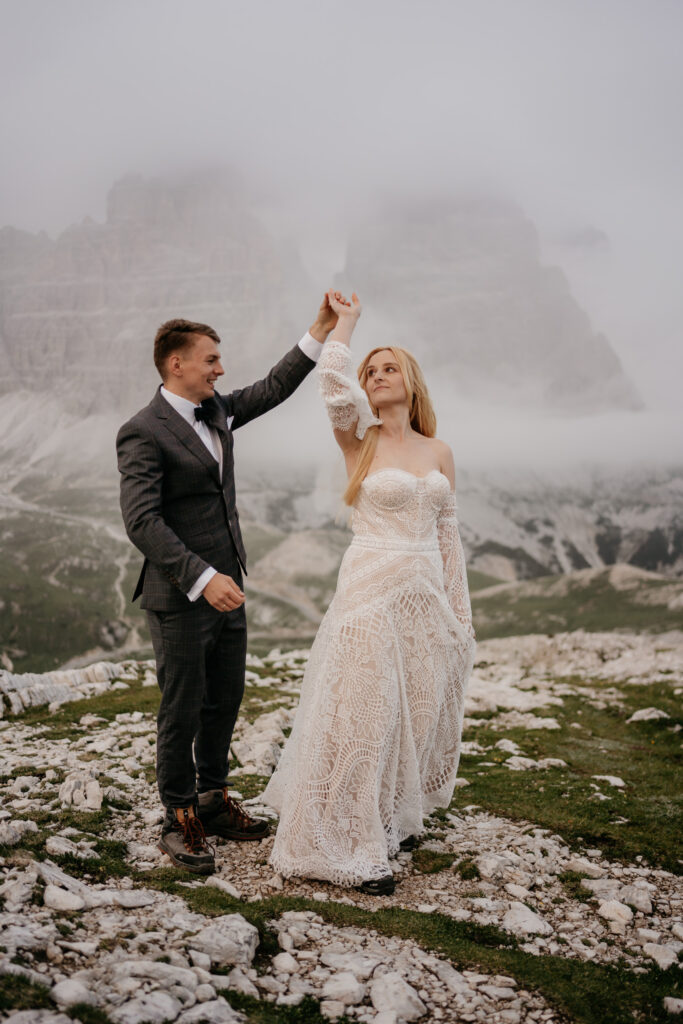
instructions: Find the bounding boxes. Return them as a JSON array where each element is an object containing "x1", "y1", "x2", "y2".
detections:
[{"x1": 263, "y1": 341, "x2": 476, "y2": 886}]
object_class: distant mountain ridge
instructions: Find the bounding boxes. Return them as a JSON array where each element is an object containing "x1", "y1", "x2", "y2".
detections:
[
  {"x1": 341, "y1": 197, "x2": 640, "y2": 413},
  {"x1": 0, "y1": 172, "x2": 639, "y2": 427},
  {"x1": 0, "y1": 169, "x2": 309, "y2": 417}
]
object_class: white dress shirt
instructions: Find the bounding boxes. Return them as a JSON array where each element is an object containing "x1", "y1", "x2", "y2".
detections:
[{"x1": 160, "y1": 332, "x2": 324, "y2": 602}]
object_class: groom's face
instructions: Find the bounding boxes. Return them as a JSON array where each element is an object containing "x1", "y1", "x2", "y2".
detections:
[{"x1": 176, "y1": 334, "x2": 225, "y2": 404}]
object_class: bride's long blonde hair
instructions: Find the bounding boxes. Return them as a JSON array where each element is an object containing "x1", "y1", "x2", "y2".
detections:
[{"x1": 343, "y1": 346, "x2": 437, "y2": 506}]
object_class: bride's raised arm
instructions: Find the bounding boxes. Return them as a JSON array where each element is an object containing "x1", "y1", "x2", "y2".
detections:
[{"x1": 318, "y1": 291, "x2": 381, "y2": 452}]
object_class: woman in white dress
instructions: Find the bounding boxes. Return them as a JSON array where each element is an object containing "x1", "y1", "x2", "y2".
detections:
[{"x1": 263, "y1": 291, "x2": 475, "y2": 895}]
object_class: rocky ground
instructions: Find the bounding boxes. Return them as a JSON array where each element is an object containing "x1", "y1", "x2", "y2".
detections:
[{"x1": 0, "y1": 630, "x2": 681, "y2": 1024}]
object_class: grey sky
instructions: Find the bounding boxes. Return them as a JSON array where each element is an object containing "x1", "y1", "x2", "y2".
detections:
[{"x1": 1, "y1": 0, "x2": 682, "y2": 409}]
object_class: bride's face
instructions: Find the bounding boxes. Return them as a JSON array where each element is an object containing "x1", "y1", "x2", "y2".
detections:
[{"x1": 365, "y1": 350, "x2": 408, "y2": 408}]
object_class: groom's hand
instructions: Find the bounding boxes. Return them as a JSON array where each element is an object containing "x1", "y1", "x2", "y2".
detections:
[
  {"x1": 309, "y1": 292, "x2": 339, "y2": 342},
  {"x1": 202, "y1": 573, "x2": 245, "y2": 611}
]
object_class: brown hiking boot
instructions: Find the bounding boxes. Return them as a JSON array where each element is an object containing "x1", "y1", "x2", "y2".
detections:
[
  {"x1": 197, "y1": 787, "x2": 270, "y2": 841},
  {"x1": 158, "y1": 805, "x2": 215, "y2": 874}
]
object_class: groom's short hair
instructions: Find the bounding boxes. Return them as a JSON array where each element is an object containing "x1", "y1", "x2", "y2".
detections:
[{"x1": 154, "y1": 319, "x2": 221, "y2": 378}]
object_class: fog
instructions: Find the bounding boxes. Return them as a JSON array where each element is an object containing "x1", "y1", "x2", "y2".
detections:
[{"x1": 2, "y1": 0, "x2": 682, "y2": 420}]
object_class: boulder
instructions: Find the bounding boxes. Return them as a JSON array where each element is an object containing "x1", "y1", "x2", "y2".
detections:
[
  {"x1": 111, "y1": 992, "x2": 182, "y2": 1024},
  {"x1": 43, "y1": 885, "x2": 85, "y2": 912},
  {"x1": 370, "y1": 972, "x2": 427, "y2": 1021},
  {"x1": 502, "y1": 902, "x2": 553, "y2": 936},
  {"x1": 178, "y1": 1000, "x2": 242, "y2": 1023},
  {"x1": 58, "y1": 772, "x2": 103, "y2": 811},
  {"x1": 322, "y1": 971, "x2": 366, "y2": 1005},
  {"x1": 190, "y1": 914, "x2": 259, "y2": 966},
  {"x1": 619, "y1": 885, "x2": 653, "y2": 914},
  {"x1": 51, "y1": 979, "x2": 97, "y2": 1007},
  {"x1": 644, "y1": 944, "x2": 678, "y2": 970},
  {"x1": 597, "y1": 900, "x2": 633, "y2": 925}
]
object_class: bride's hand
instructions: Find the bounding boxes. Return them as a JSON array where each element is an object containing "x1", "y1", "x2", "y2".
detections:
[{"x1": 328, "y1": 290, "x2": 362, "y2": 319}]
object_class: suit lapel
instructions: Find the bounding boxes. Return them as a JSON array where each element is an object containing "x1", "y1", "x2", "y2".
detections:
[
  {"x1": 203, "y1": 396, "x2": 233, "y2": 485},
  {"x1": 151, "y1": 390, "x2": 221, "y2": 482}
]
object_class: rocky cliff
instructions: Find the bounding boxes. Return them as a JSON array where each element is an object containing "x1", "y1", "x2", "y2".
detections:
[
  {"x1": 340, "y1": 197, "x2": 640, "y2": 413},
  {"x1": 0, "y1": 170, "x2": 309, "y2": 417}
]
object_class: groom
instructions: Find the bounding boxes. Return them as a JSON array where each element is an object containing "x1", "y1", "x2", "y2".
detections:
[{"x1": 117, "y1": 296, "x2": 337, "y2": 873}]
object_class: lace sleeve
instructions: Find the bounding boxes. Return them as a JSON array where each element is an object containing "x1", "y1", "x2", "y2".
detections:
[
  {"x1": 318, "y1": 340, "x2": 382, "y2": 440},
  {"x1": 437, "y1": 492, "x2": 475, "y2": 640}
]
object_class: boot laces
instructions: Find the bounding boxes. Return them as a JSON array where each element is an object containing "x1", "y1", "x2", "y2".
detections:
[
  {"x1": 222, "y1": 788, "x2": 253, "y2": 828},
  {"x1": 177, "y1": 809, "x2": 211, "y2": 854}
]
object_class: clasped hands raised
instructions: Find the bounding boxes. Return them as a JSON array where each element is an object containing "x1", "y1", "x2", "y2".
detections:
[{"x1": 205, "y1": 288, "x2": 361, "y2": 612}]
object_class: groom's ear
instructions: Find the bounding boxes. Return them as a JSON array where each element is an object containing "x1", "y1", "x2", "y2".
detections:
[{"x1": 167, "y1": 352, "x2": 183, "y2": 376}]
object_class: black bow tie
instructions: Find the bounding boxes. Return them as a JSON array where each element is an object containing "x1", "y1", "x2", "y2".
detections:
[{"x1": 194, "y1": 406, "x2": 211, "y2": 423}]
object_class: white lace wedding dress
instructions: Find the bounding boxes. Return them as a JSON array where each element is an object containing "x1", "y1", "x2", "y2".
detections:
[{"x1": 262, "y1": 341, "x2": 476, "y2": 886}]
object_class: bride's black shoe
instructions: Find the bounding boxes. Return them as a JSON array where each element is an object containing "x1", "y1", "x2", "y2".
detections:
[
  {"x1": 399, "y1": 835, "x2": 418, "y2": 852},
  {"x1": 356, "y1": 874, "x2": 395, "y2": 896}
]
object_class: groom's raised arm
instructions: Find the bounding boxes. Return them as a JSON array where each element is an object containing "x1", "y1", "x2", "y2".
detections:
[
  {"x1": 223, "y1": 295, "x2": 338, "y2": 430},
  {"x1": 117, "y1": 418, "x2": 210, "y2": 594}
]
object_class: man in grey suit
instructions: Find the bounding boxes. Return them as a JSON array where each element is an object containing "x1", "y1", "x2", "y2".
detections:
[{"x1": 117, "y1": 297, "x2": 338, "y2": 873}]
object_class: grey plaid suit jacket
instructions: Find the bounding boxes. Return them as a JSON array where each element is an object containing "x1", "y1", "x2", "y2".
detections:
[{"x1": 117, "y1": 343, "x2": 315, "y2": 611}]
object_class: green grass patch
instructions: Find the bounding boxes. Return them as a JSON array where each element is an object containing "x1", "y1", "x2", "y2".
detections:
[
  {"x1": 472, "y1": 569, "x2": 683, "y2": 639},
  {"x1": 181, "y1": 890, "x2": 681, "y2": 1024},
  {"x1": 454, "y1": 857, "x2": 481, "y2": 880},
  {"x1": 412, "y1": 849, "x2": 456, "y2": 874},
  {"x1": 467, "y1": 568, "x2": 503, "y2": 591},
  {"x1": 456, "y1": 680, "x2": 682, "y2": 872},
  {"x1": 558, "y1": 871, "x2": 594, "y2": 904},
  {"x1": 222, "y1": 992, "x2": 354, "y2": 1023},
  {"x1": 0, "y1": 973, "x2": 53, "y2": 1013}
]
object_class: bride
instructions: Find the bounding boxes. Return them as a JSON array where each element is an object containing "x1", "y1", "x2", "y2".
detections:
[{"x1": 262, "y1": 291, "x2": 475, "y2": 895}]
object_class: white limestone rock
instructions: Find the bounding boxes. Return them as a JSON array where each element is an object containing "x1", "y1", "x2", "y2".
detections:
[
  {"x1": 322, "y1": 971, "x2": 367, "y2": 1005},
  {"x1": 223, "y1": 966, "x2": 259, "y2": 998},
  {"x1": 502, "y1": 902, "x2": 553, "y2": 937},
  {"x1": 478, "y1": 853, "x2": 517, "y2": 878},
  {"x1": 111, "y1": 991, "x2": 182, "y2": 1024},
  {"x1": 581, "y1": 878, "x2": 621, "y2": 900},
  {"x1": 113, "y1": 889, "x2": 157, "y2": 908},
  {"x1": 428, "y1": 959, "x2": 469, "y2": 993},
  {"x1": 272, "y1": 951, "x2": 299, "y2": 974},
  {"x1": 43, "y1": 885, "x2": 85, "y2": 912},
  {"x1": 189, "y1": 913, "x2": 259, "y2": 966},
  {"x1": 597, "y1": 901, "x2": 634, "y2": 925},
  {"x1": 370, "y1": 972, "x2": 427, "y2": 1021},
  {"x1": 58, "y1": 772, "x2": 103, "y2": 811},
  {"x1": 51, "y1": 979, "x2": 97, "y2": 1007},
  {"x1": 45, "y1": 836, "x2": 98, "y2": 860},
  {"x1": 320, "y1": 952, "x2": 381, "y2": 980},
  {"x1": 564, "y1": 857, "x2": 605, "y2": 878},
  {"x1": 592, "y1": 775, "x2": 626, "y2": 788},
  {"x1": 644, "y1": 943, "x2": 679, "y2": 970},
  {"x1": 320, "y1": 1002, "x2": 346, "y2": 1020},
  {"x1": 204, "y1": 876, "x2": 242, "y2": 899},
  {"x1": 374, "y1": 1013, "x2": 399, "y2": 1024},
  {"x1": 627, "y1": 707, "x2": 669, "y2": 723},
  {"x1": 481, "y1": 984, "x2": 517, "y2": 1000},
  {"x1": 0, "y1": 822, "x2": 22, "y2": 845},
  {"x1": 0, "y1": 866, "x2": 38, "y2": 909},
  {"x1": 663, "y1": 997, "x2": 683, "y2": 1014},
  {"x1": 504, "y1": 756, "x2": 539, "y2": 771},
  {"x1": 113, "y1": 959, "x2": 198, "y2": 990},
  {"x1": 619, "y1": 885, "x2": 653, "y2": 914},
  {"x1": 194, "y1": 984, "x2": 217, "y2": 1002},
  {"x1": 636, "y1": 928, "x2": 662, "y2": 944},
  {"x1": 37, "y1": 860, "x2": 111, "y2": 909},
  {"x1": 11, "y1": 775, "x2": 41, "y2": 795},
  {"x1": 4, "y1": 1014, "x2": 73, "y2": 1024},
  {"x1": 178, "y1": 999, "x2": 242, "y2": 1023}
]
